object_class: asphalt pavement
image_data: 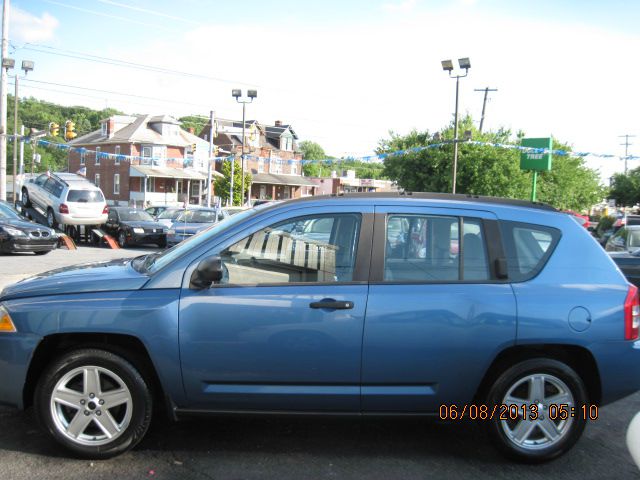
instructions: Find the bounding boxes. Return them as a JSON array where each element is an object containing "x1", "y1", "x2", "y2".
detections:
[{"x1": 0, "y1": 245, "x2": 639, "y2": 479}]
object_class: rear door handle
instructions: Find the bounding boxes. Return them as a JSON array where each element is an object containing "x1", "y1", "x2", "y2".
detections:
[{"x1": 309, "y1": 300, "x2": 354, "y2": 310}]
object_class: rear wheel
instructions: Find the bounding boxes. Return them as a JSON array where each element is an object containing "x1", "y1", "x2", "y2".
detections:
[
  {"x1": 34, "y1": 349, "x2": 153, "y2": 459},
  {"x1": 22, "y1": 188, "x2": 31, "y2": 207},
  {"x1": 47, "y1": 208, "x2": 58, "y2": 229},
  {"x1": 34, "y1": 250, "x2": 51, "y2": 255},
  {"x1": 486, "y1": 358, "x2": 588, "y2": 463}
]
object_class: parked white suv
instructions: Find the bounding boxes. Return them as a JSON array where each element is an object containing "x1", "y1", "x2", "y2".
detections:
[{"x1": 21, "y1": 172, "x2": 108, "y2": 229}]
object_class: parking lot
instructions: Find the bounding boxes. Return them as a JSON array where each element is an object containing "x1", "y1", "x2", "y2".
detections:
[{"x1": 0, "y1": 246, "x2": 639, "y2": 479}]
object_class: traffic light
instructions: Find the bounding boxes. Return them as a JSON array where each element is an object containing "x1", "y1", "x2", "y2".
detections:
[
  {"x1": 48, "y1": 122, "x2": 59, "y2": 137},
  {"x1": 191, "y1": 143, "x2": 196, "y2": 154},
  {"x1": 64, "y1": 120, "x2": 77, "y2": 141}
]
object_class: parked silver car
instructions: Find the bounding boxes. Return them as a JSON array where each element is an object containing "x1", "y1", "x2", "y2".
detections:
[{"x1": 21, "y1": 172, "x2": 108, "y2": 229}]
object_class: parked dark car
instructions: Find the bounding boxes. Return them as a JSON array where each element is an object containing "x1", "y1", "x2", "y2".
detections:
[
  {"x1": 0, "y1": 201, "x2": 57, "y2": 254},
  {"x1": 102, "y1": 207, "x2": 167, "y2": 248},
  {"x1": 1, "y1": 193, "x2": 639, "y2": 462},
  {"x1": 605, "y1": 225, "x2": 640, "y2": 253},
  {"x1": 610, "y1": 250, "x2": 640, "y2": 287}
]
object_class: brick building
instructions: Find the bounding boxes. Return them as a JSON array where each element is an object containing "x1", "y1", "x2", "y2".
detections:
[
  {"x1": 201, "y1": 119, "x2": 317, "y2": 201},
  {"x1": 68, "y1": 115, "x2": 218, "y2": 206}
]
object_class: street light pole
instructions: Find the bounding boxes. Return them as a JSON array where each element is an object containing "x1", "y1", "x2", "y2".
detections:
[
  {"x1": 441, "y1": 58, "x2": 471, "y2": 194},
  {"x1": 232, "y1": 88, "x2": 257, "y2": 206},
  {"x1": 241, "y1": 100, "x2": 246, "y2": 206},
  {"x1": 0, "y1": 0, "x2": 8, "y2": 202},
  {"x1": 11, "y1": 60, "x2": 33, "y2": 203}
]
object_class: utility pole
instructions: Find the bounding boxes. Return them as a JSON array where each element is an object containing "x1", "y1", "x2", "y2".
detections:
[
  {"x1": 620, "y1": 134, "x2": 636, "y2": 175},
  {"x1": 474, "y1": 87, "x2": 497, "y2": 134},
  {"x1": 206, "y1": 110, "x2": 215, "y2": 207},
  {"x1": 0, "y1": 0, "x2": 9, "y2": 201}
]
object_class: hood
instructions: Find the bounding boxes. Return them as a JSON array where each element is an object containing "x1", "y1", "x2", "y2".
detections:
[
  {"x1": 170, "y1": 222, "x2": 211, "y2": 234},
  {"x1": 0, "y1": 257, "x2": 150, "y2": 300},
  {"x1": 0, "y1": 217, "x2": 55, "y2": 234},
  {"x1": 121, "y1": 220, "x2": 165, "y2": 230}
]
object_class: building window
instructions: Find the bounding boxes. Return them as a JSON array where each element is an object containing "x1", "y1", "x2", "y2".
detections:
[
  {"x1": 114, "y1": 174, "x2": 120, "y2": 195},
  {"x1": 80, "y1": 151, "x2": 85, "y2": 166},
  {"x1": 291, "y1": 161, "x2": 297, "y2": 175},
  {"x1": 101, "y1": 123, "x2": 107, "y2": 136},
  {"x1": 142, "y1": 146, "x2": 152, "y2": 165},
  {"x1": 95, "y1": 146, "x2": 101, "y2": 166},
  {"x1": 94, "y1": 173, "x2": 101, "y2": 188},
  {"x1": 115, "y1": 145, "x2": 121, "y2": 165},
  {"x1": 258, "y1": 157, "x2": 264, "y2": 173}
]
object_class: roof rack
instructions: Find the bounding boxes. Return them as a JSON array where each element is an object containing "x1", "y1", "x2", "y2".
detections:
[{"x1": 288, "y1": 191, "x2": 557, "y2": 212}]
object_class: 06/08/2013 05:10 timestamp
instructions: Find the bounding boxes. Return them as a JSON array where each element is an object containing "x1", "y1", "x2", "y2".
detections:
[{"x1": 438, "y1": 403, "x2": 599, "y2": 421}]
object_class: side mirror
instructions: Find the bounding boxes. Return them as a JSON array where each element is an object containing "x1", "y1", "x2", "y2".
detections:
[{"x1": 190, "y1": 256, "x2": 223, "y2": 289}]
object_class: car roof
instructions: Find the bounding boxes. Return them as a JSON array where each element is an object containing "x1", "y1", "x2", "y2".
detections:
[{"x1": 259, "y1": 192, "x2": 557, "y2": 213}]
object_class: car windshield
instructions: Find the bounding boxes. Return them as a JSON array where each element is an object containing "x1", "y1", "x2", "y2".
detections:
[
  {"x1": 142, "y1": 207, "x2": 261, "y2": 274},
  {"x1": 118, "y1": 210, "x2": 154, "y2": 222},
  {"x1": 157, "y1": 209, "x2": 182, "y2": 220},
  {"x1": 175, "y1": 209, "x2": 219, "y2": 223},
  {"x1": 66, "y1": 189, "x2": 105, "y2": 203}
]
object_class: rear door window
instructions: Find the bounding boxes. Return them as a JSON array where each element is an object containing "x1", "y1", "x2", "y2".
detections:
[
  {"x1": 66, "y1": 189, "x2": 105, "y2": 203},
  {"x1": 500, "y1": 221, "x2": 561, "y2": 281}
]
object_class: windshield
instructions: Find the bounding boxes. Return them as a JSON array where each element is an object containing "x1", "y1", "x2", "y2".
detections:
[
  {"x1": 66, "y1": 189, "x2": 105, "y2": 203},
  {"x1": 144, "y1": 207, "x2": 260, "y2": 274},
  {"x1": 175, "y1": 209, "x2": 221, "y2": 223},
  {"x1": 157, "y1": 209, "x2": 182, "y2": 220},
  {"x1": 118, "y1": 210, "x2": 155, "y2": 222}
]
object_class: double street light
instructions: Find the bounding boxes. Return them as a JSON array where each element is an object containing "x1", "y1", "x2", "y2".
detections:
[
  {"x1": 231, "y1": 88, "x2": 257, "y2": 206},
  {"x1": 441, "y1": 57, "x2": 470, "y2": 194},
  {"x1": 3, "y1": 58, "x2": 34, "y2": 203}
]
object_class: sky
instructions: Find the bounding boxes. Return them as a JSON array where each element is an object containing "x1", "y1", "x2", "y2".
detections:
[{"x1": 6, "y1": 0, "x2": 640, "y2": 183}]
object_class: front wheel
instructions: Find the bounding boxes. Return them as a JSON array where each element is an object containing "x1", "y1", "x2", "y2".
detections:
[
  {"x1": 47, "y1": 208, "x2": 58, "y2": 229},
  {"x1": 22, "y1": 188, "x2": 31, "y2": 207},
  {"x1": 117, "y1": 230, "x2": 127, "y2": 248},
  {"x1": 34, "y1": 349, "x2": 153, "y2": 459},
  {"x1": 485, "y1": 358, "x2": 588, "y2": 463}
]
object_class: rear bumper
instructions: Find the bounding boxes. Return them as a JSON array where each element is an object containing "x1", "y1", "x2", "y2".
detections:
[
  {"x1": 593, "y1": 339, "x2": 640, "y2": 405},
  {"x1": 57, "y1": 213, "x2": 108, "y2": 226}
]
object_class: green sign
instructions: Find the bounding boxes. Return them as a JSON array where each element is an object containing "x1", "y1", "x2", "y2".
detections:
[{"x1": 520, "y1": 137, "x2": 552, "y2": 172}]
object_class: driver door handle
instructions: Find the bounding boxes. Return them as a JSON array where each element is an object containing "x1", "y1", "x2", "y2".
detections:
[{"x1": 309, "y1": 300, "x2": 354, "y2": 310}]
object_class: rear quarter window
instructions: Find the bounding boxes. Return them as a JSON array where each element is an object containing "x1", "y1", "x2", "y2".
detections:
[{"x1": 500, "y1": 221, "x2": 561, "y2": 282}]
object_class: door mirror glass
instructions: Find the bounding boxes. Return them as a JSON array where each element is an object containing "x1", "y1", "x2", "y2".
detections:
[{"x1": 190, "y1": 256, "x2": 223, "y2": 289}]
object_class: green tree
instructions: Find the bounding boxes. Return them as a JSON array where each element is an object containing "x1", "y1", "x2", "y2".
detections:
[
  {"x1": 300, "y1": 140, "x2": 328, "y2": 177},
  {"x1": 214, "y1": 159, "x2": 252, "y2": 205},
  {"x1": 609, "y1": 170, "x2": 640, "y2": 207},
  {"x1": 379, "y1": 116, "x2": 603, "y2": 211}
]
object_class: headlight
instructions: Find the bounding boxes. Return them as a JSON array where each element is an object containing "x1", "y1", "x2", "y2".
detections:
[
  {"x1": 0, "y1": 305, "x2": 16, "y2": 333},
  {"x1": 2, "y1": 227, "x2": 26, "y2": 237},
  {"x1": 132, "y1": 227, "x2": 144, "y2": 234},
  {"x1": 167, "y1": 229, "x2": 175, "y2": 235}
]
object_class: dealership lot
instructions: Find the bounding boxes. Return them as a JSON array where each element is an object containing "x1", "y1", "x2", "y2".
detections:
[{"x1": 0, "y1": 245, "x2": 639, "y2": 478}]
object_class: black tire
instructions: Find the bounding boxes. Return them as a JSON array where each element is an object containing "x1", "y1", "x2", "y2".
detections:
[
  {"x1": 157, "y1": 237, "x2": 167, "y2": 249},
  {"x1": 117, "y1": 230, "x2": 127, "y2": 248},
  {"x1": 22, "y1": 188, "x2": 31, "y2": 207},
  {"x1": 485, "y1": 358, "x2": 588, "y2": 463},
  {"x1": 47, "y1": 208, "x2": 58, "y2": 229},
  {"x1": 34, "y1": 250, "x2": 51, "y2": 255},
  {"x1": 34, "y1": 348, "x2": 153, "y2": 459}
]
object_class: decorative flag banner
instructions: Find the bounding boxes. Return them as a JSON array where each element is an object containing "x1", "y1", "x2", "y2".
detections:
[{"x1": 22, "y1": 137, "x2": 640, "y2": 167}]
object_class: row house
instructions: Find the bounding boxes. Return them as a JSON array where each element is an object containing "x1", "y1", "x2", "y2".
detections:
[
  {"x1": 68, "y1": 115, "x2": 218, "y2": 207},
  {"x1": 310, "y1": 170, "x2": 399, "y2": 195},
  {"x1": 200, "y1": 119, "x2": 317, "y2": 201}
]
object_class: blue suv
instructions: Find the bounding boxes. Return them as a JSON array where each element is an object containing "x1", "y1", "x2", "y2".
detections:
[{"x1": 0, "y1": 193, "x2": 638, "y2": 461}]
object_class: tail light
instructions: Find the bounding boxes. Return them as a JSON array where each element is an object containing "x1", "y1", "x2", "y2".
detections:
[
  {"x1": 59, "y1": 204, "x2": 69, "y2": 214},
  {"x1": 624, "y1": 285, "x2": 640, "y2": 340},
  {"x1": 102, "y1": 205, "x2": 109, "y2": 214}
]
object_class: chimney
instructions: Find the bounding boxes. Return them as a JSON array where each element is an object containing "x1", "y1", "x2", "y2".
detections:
[
  {"x1": 107, "y1": 118, "x2": 115, "y2": 137},
  {"x1": 275, "y1": 120, "x2": 282, "y2": 127}
]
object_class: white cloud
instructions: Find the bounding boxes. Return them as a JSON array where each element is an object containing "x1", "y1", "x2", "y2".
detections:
[
  {"x1": 11, "y1": 7, "x2": 59, "y2": 43},
  {"x1": 381, "y1": 0, "x2": 417, "y2": 13}
]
